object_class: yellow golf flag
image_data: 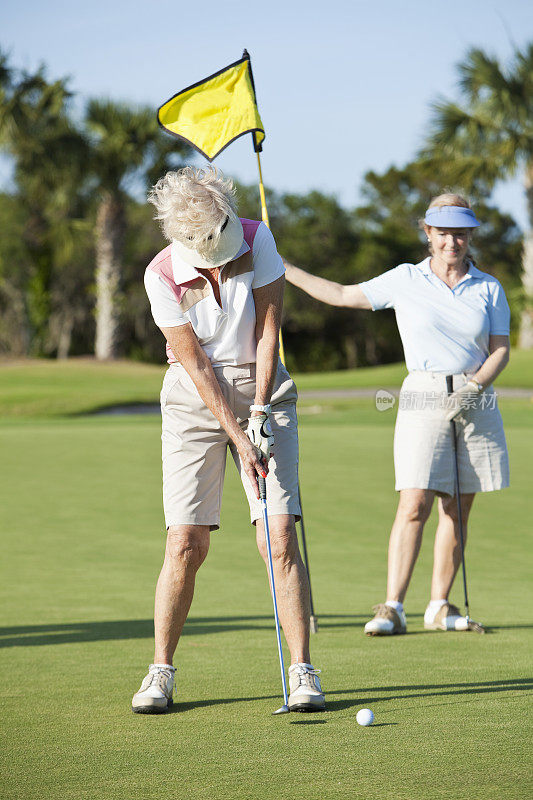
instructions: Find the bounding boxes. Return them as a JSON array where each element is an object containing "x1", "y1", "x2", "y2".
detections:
[{"x1": 158, "y1": 52, "x2": 265, "y2": 161}]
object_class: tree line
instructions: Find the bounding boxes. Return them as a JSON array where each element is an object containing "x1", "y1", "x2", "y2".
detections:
[{"x1": 0, "y1": 45, "x2": 531, "y2": 372}]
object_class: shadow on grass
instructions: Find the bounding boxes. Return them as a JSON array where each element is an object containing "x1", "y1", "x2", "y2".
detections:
[
  {"x1": 168, "y1": 695, "x2": 278, "y2": 713},
  {"x1": 0, "y1": 613, "x2": 373, "y2": 648},
  {"x1": 0, "y1": 617, "x2": 262, "y2": 648},
  {"x1": 1, "y1": 613, "x2": 527, "y2": 648},
  {"x1": 169, "y1": 699, "x2": 326, "y2": 716},
  {"x1": 134, "y1": 679, "x2": 532, "y2": 715},
  {"x1": 84, "y1": 401, "x2": 160, "y2": 417},
  {"x1": 325, "y1": 677, "x2": 533, "y2": 710},
  {"x1": 484, "y1": 624, "x2": 533, "y2": 631},
  {"x1": 366, "y1": 723, "x2": 398, "y2": 727}
]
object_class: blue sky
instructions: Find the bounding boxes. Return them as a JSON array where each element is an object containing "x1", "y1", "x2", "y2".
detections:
[{"x1": 3, "y1": 0, "x2": 532, "y2": 228}]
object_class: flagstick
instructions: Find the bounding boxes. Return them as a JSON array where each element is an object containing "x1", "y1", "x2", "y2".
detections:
[
  {"x1": 256, "y1": 152, "x2": 285, "y2": 364},
  {"x1": 255, "y1": 152, "x2": 270, "y2": 224},
  {"x1": 255, "y1": 149, "x2": 318, "y2": 634}
]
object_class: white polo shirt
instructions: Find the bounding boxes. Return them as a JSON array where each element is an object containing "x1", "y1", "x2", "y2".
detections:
[
  {"x1": 359, "y1": 258, "x2": 510, "y2": 373},
  {"x1": 144, "y1": 219, "x2": 285, "y2": 366}
]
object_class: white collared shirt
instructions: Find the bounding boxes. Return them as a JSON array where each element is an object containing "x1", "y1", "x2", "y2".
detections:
[
  {"x1": 144, "y1": 220, "x2": 285, "y2": 366},
  {"x1": 359, "y1": 258, "x2": 510, "y2": 373}
]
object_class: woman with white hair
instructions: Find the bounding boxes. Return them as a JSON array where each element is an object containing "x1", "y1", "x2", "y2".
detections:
[
  {"x1": 132, "y1": 167, "x2": 324, "y2": 713},
  {"x1": 284, "y1": 193, "x2": 510, "y2": 636}
]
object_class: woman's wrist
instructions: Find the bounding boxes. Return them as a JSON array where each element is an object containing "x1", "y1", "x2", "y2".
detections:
[
  {"x1": 250, "y1": 403, "x2": 271, "y2": 417},
  {"x1": 234, "y1": 428, "x2": 252, "y2": 451}
]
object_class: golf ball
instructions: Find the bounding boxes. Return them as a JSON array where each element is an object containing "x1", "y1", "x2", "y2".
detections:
[{"x1": 356, "y1": 708, "x2": 374, "y2": 726}]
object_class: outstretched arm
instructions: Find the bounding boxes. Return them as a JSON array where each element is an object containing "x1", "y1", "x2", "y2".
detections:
[{"x1": 283, "y1": 259, "x2": 372, "y2": 310}]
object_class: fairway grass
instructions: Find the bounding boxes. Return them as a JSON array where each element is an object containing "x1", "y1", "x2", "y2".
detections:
[
  {"x1": 0, "y1": 398, "x2": 531, "y2": 799},
  {"x1": 1, "y1": 348, "x2": 533, "y2": 417}
]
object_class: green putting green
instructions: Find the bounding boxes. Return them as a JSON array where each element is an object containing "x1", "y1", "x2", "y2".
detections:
[{"x1": 0, "y1": 364, "x2": 531, "y2": 800}]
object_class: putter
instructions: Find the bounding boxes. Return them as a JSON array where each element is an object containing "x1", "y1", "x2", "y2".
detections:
[
  {"x1": 258, "y1": 474, "x2": 290, "y2": 714},
  {"x1": 446, "y1": 376, "x2": 484, "y2": 633},
  {"x1": 297, "y1": 487, "x2": 318, "y2": 633}
]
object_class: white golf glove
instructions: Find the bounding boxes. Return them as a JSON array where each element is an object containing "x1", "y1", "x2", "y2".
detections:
[
  {"x1": 246, "y1": 413, "x2": 274, "y2": 460},
  {"x1": 445, "y1": 380, "x2": 482, "y2": 422}
]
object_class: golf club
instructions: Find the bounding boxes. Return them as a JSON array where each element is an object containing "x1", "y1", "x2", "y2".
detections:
[
  {"x1": 258, "y1": 474, "x2": 290, "y2": 714},
  {"x1": 446, "y1": 375, "x2": 484, "y2": 633},
  {"x1": 297, "y1": 486, "x2": 318, "y2": 633}
]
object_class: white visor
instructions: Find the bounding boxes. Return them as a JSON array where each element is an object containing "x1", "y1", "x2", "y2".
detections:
[{"x1": 172, "y1": 214, "x2": 244, "y2": 269}]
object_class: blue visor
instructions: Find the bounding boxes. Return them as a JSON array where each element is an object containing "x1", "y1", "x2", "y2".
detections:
[{"x1": 424, "y1": 206, "x2": 480, "y2": 228}]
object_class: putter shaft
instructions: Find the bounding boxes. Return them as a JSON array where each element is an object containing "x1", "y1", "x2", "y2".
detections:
[
  {"x1": 297, "y1": 487, "x2": 318, "y2": 632},
  {"x1": 446, "y1": 375, "x2": 472, "y2": 621},
  {"x1": 259, "y1": 475, "x2": 289, "y2": 711}
]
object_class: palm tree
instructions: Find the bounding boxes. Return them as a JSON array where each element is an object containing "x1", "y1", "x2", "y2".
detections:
[
  {"x1": 85, "y1": 100, "x2": 188, "y2": 360},
  {"x1": 85, "y1": 100, "x2": 157, "y2": 360},
  {"x1": 0, "y1": 53, "x2": 91, "y2": 357},
  {"x1": 421, "y1": 45, "x2": 533, "y2": 346}
]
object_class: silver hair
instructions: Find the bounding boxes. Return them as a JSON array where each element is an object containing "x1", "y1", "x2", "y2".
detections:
[{"x1": 148, "y1": 166, "x2": 238, "y2": 253}]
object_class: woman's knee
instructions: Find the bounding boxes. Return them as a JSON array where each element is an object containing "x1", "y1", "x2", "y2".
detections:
[
  {"x1": 165, "y1": 526, "x2": 210, "y2": 570},
  {"x1": 256, "y1": 517, "x2": 298, "y2": 566},
  {"x1": 397, "y1": 492, "x2": 433, "y2": 525}
]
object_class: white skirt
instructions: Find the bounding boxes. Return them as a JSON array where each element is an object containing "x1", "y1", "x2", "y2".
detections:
[{"x1": 394, "y1": 371, "x2": 509, "y2": 495}]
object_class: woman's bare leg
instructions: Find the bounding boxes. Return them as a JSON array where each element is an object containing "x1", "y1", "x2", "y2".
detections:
[
  {"x1": 153, "y1": 524, "x2": 210, "y2": 665},
  {"x1": 430, "y1": 493, "x2": 475, "y2": 601},
  {"x1": 255, "y1": 514, "x2": 311, "y2": 665},
  {"x1": 386, "y1": 489, "x2": 435, "y2": 603}
]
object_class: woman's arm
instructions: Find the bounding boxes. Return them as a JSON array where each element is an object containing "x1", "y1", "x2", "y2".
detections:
[
  {"x1": 252, "y1": 275, "x2": 284, "y2": 410},
  {"x1": 472, "y1": 335, "x2": 510, "y2": 388},
  {"x1": 283, "y1": 259, "x2": 373, "y2": 310},
  {"x1": 160, "y1": 324, "x2": 267, "y2": 496}
]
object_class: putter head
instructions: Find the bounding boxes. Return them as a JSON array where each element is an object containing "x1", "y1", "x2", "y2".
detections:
[
  {"x1": 272, "y1": 704, "x2": 290, "y2": 715},
  {"x1": 467, "y1": 618, "x2": 485, "y2": 634}
]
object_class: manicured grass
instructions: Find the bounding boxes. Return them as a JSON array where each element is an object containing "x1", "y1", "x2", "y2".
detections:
[
  {"x1": 1, "y1": 349, "x2": 532, "y2": 418},
  {"x1": 295, "y1": 347, "x2": 533, "y2": 390},
  {"x1": 0, "y1": 358, "x2": 166, "y2": 417},
  {"x1": 0, "y1": 396, "x2": 531, "y2": 799}
]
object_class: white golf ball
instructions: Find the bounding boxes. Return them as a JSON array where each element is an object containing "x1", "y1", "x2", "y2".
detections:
[{"x1": 356, "y1": 708, "x2": 374, "y2": 726}]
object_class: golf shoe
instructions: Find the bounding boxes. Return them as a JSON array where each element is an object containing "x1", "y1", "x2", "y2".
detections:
[
  {"x1": 132, "y1": 664, "x2": 175, "y2": 713},
  {"x1": 424, "y1": 602, "x2": 484, "y2": 632},
  {"x1": 364, "y1": 603, "x2": 407, "y2": 636},
  {"x1": 288, "y1": 663, "x2": 325, "y2": 711}
]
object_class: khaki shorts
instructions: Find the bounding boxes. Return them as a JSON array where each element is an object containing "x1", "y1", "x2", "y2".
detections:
[
  {"x1": 394, "y1": 371, "x2": 510, "y2": 495},
  {"x1": 160, "y1": 359, "x2": 301, "y2": 530}
]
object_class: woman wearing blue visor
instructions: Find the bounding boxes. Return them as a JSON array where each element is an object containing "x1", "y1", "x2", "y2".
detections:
[{"x1": 284, "y1": 193, "x2": 510, "y2": 634}]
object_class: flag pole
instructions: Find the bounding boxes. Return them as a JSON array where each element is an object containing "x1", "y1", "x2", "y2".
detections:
[
  {"x1": 255, "y1": 152, "x2": 285, "y2": 364},
  {"x1": 253, "y1": 146, "x2": 318, "y2": 634}
]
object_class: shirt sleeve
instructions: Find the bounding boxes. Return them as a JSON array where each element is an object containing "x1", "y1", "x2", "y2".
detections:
[
  {"x1": 251, "y1": 223, "x2": 286, "y2": 289},
  {"x1": 487, "y1": 279, "x2": 511, "y2": 335},
  {"x1": 359, "y1": 265, "x2": 406, "y2": 310},
  {"x1": 144, "y1": 269, "x2": 188, "y2": 327}
]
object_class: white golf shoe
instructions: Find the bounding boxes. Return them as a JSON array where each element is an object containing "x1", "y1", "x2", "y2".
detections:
[
  {"x1": 364, "y1": 604, "x2": 407, "y2": 636},
  {"x1": 424, "y1": 602, "x2": 484, "y2": 632},
  {"x1": 288, "y1": 663, "x2": 325, "y2": 712},
  {"x1": 132, "y1": 664, "x2": 175, "y2": 714}
]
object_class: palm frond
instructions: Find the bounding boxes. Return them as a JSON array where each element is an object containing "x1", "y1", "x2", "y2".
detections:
[
  {"x1": 421, "y1": 43, "x2": 533, "y2": 196},
  {"x1": 459, "y1": 48, "x2": 508, "y2": 100},
  {"x1": 84, "y1": 99, "x2": 162, "y2": 189}
]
